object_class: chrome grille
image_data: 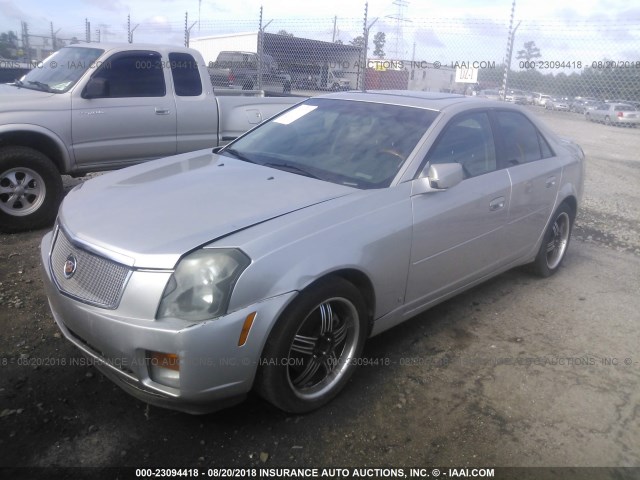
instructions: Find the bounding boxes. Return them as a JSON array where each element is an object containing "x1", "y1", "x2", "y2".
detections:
[{"x1": 50, "y1": 229, "x2": 131, "y2": 309}]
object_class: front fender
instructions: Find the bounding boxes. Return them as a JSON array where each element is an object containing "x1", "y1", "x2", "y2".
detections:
[{"x1": 0, "y1": 123, "x2": 74, "y2": 172}]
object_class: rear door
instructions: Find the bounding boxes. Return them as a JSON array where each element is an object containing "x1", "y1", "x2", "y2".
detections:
[
  {"x1": 168, "y1": 52, "x2": 218, "y2": 153},
  {"x1": 494, "y1": 110, "x2": 561, "y2": 258},
  {"x1": 71, "y1": 50, "x2": 177, "y2": 168}
]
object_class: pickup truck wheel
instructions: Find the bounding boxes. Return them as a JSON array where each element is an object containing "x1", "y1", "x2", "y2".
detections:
[
  {"x1": 0, "y1": 147, "x2": 63, "y2": 233},
  {"x1": 255, "y1": 277, "x2": 368, "y2": 413}
]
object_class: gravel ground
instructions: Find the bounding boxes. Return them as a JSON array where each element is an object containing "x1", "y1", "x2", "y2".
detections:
[{"x1": 1, "y1": 107, "x2": 639, "y2": 478}]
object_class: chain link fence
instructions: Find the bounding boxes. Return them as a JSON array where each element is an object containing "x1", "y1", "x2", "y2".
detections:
[{"x1": 3, "y1": 8, "x2": 640, "y2": 107}]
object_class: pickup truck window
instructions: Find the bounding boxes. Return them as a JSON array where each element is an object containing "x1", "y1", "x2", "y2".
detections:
[
  {"x1": 89, "y1": 51, "x2": 166, "y2": 98},
  {"x1": 169, "y1": 52, "x2": 202, "y2": 97},
  {"x1": 15, "y1": 47, "x2": 104, "y2": 93}
]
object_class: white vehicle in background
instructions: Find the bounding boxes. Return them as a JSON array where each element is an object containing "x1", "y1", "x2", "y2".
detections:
[
  {"x1": 533, "y1": 93, "x2": 552, "y2": 107},
  {"x1": 478, "y1": 89, "x2": 501, "y2": 101},
  {"x1": 319, "y1": 69, "x2": 352, "y2": 91},
  {"x1": 505, "y1": 89, "x2": 528, "y2": 105}
]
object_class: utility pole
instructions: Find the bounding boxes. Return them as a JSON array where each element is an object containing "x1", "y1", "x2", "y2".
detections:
[
  {"x1": 128, "y1": 15, "x2": 139, "y2": 43},
  {"x1": 50, "y1": 22, "x2": 61, "y2": 51},
  {"x1": 184, "y1": 12, "x2": 196, "y2": 47},
  {"x1": 501, "y1": 0, "x2": 518, "y2": 100},
  {"x1": 332, "y1": 16, "x2": 337, "y2": 42},
  {"x1": 85, "y1": 18, "x2": 91, "y2": 43},
  {"x1": 22, "y1": 21, "x2": 31, "y2": 63},
  {"x1": 361, "y1": 3, "x2": 378, "y2": 90}
]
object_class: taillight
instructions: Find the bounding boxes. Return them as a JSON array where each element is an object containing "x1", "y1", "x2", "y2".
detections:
[
  {"x1": 228, "y1": 72, "x2": 235, "y2": 85},
  {"x1": 617, "y1": 111, "x2": 624, "y2": 117}
]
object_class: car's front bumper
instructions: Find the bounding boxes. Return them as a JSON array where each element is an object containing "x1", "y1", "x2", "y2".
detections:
[{"x1": 40, "y1": 231, "x2": 296, "y2": 414}]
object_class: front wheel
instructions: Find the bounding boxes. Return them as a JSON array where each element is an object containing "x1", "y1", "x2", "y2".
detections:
[
  {"x1": 532, "y1": 203, "x2": 574, "y2": 277},
  {"x1": 0, "y1": 147, "x2": 63, "y2": 233},
  {"x1": 255, "y1": 277, "x2": 369, "y2": 413}
]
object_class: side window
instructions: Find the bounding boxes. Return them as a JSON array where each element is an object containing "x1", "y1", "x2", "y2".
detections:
[
  {"x1": 426, "y1": 112, "x2": 496, "y2": 177},
  {"x1": 496, "y1": 111, "x2": 548, "y2": 164},
  {"x1": 169, "y1": 53, "x2": 202, "y2": 96},
  {"x1": 90, "y1": 51, "x2": 165, "y2": 98}
]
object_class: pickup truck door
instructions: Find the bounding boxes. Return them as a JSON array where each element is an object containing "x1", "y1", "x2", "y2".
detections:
[
  {"x1": 71, "y1": 50, "x2": 177, "y2": 169},
  {"x1": 167, "y1": 52, "x2": 219, "y2": 153}
]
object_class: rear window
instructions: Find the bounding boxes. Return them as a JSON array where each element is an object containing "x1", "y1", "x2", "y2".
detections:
[{"x1": 169, "y1": 52, "x2": 202, "y2": 96}]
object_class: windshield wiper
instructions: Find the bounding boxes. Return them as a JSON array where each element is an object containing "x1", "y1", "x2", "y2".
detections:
[
  {"x1": 263, "y1": 162, "x2": 321, "y2": 180},
  {"x1": 221, "y1": 148, "x2": 258, "y2": 164},
  {"x1": 27, "y1": 81, "x2": 54, "y2": 92}
]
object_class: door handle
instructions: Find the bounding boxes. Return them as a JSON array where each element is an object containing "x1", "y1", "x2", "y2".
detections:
[
  {"x1": 489, "y1": 197, "x2": 505, "y2": 211},
  {"x1": 545, "y1": 176, "x2": 556, "y2": 188},
  {"x1": 155, "y1": 108, "x2": 170, "y2": 115}
]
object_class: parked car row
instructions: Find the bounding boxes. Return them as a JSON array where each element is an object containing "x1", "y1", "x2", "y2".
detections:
[{"x1": 585, "y1": 102, "x2": 640, "y2": 126}]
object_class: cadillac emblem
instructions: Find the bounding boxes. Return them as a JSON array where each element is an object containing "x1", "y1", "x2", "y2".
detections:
[{"x1": 63, "y1": 255, "x2": 77, "y2": 279}]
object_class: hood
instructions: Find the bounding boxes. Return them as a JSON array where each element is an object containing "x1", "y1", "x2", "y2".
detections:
[
  {"x1": 0, "y1": 83, "x2": 57, "y2": 111},
  {"x1": 59, "y1": 150, "x2": 355, "y2": 269}
]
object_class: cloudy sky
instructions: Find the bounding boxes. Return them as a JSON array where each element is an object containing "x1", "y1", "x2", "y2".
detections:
[{"x1": 1, "y1": 0, "x2": 639, "y2": 66}]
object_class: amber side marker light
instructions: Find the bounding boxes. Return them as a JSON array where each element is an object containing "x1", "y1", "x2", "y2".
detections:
[
  {"x1": 238, "y1": 312, "x2": 257, "y2": 347},
  {"x1": 149, "y1": 351, "x2": 180, "y2": 371}
]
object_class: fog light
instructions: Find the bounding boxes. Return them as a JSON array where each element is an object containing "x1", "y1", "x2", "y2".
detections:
[{"x1": 148, "y1": 351, "x2": 180, "y2": 388}]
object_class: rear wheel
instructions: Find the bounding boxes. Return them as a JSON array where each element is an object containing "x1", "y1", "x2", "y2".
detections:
[
  {"x1": 532, "y1": 203, "x2": 574, "y2": 277},
  {"x1": 0, "y1": 147, "x2": 63, "y2": 233},
  {"x1": 604, "y1": 116, "x2": 611, "y2": 125},
  {"x1": 255, "y1": 277, "x2": 368, "y2": 413}
]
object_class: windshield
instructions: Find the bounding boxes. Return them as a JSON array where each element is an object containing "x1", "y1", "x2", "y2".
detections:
[
  {"x1": 222, "y1": 98, "x2": 439, "y2": 189},
  {"x1": 16, "y1": 47, "x2": 104, "y2": 93}
]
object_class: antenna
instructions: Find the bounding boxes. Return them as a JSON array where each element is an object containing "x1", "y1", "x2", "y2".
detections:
[{"x1": 385, "y1": 0, "x2": 410, "y2": 59}]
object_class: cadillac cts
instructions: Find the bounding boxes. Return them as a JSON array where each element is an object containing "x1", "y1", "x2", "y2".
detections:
[{"x1": 41, "y1": 91, "x2": 585, "y2": 414}]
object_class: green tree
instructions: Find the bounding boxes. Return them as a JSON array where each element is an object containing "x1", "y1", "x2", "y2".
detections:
[
  {"x1": 516, "y1": 41, "x2": 541, "y2": 61},
  {"x1": 349, "y1": 36, "x2": 365, "y2": 49},
  {"x1": 0, "y1": 31, "x2": 19, "y2": 59},
  {"x1": 373, "y1": 32, "x2": 386, "y2": 58}
]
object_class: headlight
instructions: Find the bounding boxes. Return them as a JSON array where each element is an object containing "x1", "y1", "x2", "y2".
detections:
[{"x1": 157, "y1": 249, "x2": 251, "y2": 322}]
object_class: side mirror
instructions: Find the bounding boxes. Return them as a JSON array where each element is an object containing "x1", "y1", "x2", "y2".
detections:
[
  {"x1": 412, "y1": 163, "x2": 464, "y2": 195},
  {"x1": 82, "y1": 77, "x2": 108, "y2": 99}
]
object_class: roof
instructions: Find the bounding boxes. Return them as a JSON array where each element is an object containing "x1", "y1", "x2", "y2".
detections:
[
  {"x1": 319, "y1": 90, "x2": 508, "y2": 112},
  {"x1": 65, "y1": 42, "x2": 199, "y2": 55}
]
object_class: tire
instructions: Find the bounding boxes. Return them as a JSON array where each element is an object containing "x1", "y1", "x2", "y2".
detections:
[
  {"x1": 331, "y1": 82, "x2": 340, "y2": 92},
  {"x1": 604, "y1": 116, "x2": 611, "y2": 125},
  {"x1": 255, "y1": 276, "x2": 369, "y2": 413},
  {"x1": 283, "y1": 80, "x2": 292, "y2": 94},
  {"x1": 0, "y1": 146, "x2": 63, "y2": 233},
  {"x1": 532, "y1": 203, "x2": 574, "y2": 277}
]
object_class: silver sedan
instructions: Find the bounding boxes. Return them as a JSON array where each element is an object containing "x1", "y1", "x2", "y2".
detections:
[{"x1": 41, "y1": 91, "x2": 585, "y2": 414}]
